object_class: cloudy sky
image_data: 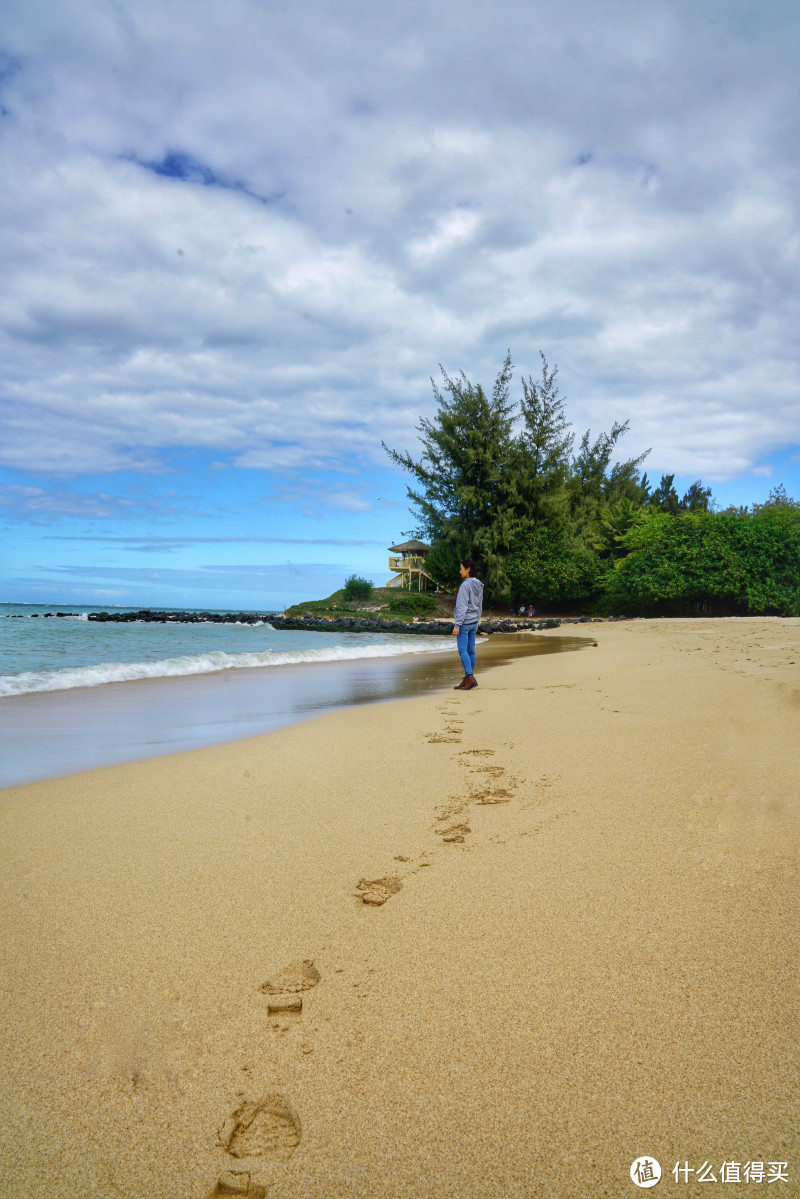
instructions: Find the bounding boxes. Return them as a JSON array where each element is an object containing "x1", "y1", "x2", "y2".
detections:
[{"x1": 1, "y1": 0, "x2": 798, "y2": 607}]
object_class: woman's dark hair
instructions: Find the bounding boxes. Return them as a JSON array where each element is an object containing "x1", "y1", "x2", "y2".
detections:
[{"x1": 460, "y1": 558, "x2": 477, "y2": 577}]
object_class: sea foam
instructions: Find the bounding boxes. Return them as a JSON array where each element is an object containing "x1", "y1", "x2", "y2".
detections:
[{"x1": 0, "y1": 637, "x2": 455, "y2": 697}]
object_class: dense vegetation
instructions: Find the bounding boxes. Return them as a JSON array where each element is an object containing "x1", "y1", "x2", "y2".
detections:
[
  {"x1": 384, "y1": 354, "x2": 800, "y2": 616},
  {"x1": 387, "y1": 591, "x2": 438, "y2": 617}
]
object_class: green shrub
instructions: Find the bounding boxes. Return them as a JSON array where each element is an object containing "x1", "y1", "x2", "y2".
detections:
[
  {"x1": 342, "y1": 575, "x2": 374, "y2": 603},
  {"x1": 507, "y1": 526, "x2": 600, "y2": 607},
  {"x1": 388, "y1": 591, "x2": 438, "y2": 617},
  {"x1": 605, "y1": 508, "x2": 800, "y2": 616}
]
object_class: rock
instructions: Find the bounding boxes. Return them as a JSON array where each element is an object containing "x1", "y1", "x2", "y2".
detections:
[{"x1": 80, "y1": 608, "x2": 564, "y2": 634}]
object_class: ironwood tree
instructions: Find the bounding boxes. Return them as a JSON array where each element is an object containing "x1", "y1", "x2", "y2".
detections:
[{"x1": 382, "y1": 352, "x2": 520, "y2": 597}]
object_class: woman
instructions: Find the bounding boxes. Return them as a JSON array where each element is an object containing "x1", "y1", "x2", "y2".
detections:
[{"x1": 451, "y1": 558, "x2": 484, "y2": 690}]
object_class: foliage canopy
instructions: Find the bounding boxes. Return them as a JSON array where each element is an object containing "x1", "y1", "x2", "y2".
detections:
[{"x1": 385, "y1": 354, "x2": 799, "y2": 617}]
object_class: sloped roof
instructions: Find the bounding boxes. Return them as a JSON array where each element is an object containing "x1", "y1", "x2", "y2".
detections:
[{"x1": 387, "y1": 539, "x2": 430, "y2": 553}]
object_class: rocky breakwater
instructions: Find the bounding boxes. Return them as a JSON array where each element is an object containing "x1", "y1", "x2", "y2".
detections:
[
  {"x1": 83, "y1": 610, "x2": 573, "y2": 633},
  {"x1": 268, "y1": 614, "x2": 564, "y2": 635},
  {"x1": 87, "y1": 610, "x2": 274, "y2": 624}
]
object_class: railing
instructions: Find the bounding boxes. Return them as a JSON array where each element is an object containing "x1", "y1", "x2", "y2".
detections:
[{"x1": 388, "y1": 556, "x2": 425, "y2": 570}]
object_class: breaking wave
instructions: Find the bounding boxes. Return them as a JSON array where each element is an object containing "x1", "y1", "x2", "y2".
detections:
[{"x1": 0, "y1": 637, "x2": 456, "y2": 697}]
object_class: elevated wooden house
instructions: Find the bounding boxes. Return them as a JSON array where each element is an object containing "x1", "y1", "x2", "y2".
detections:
[{"x1": 387, "y1": 539, "x2": 434, "y2": 590}]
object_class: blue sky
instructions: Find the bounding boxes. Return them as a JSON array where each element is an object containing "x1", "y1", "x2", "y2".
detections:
[{"x1": 1, "y1": 0, "x2": 798, "y2": 608}]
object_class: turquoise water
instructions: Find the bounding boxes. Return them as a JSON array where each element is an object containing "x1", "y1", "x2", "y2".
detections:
[
  {"x1": 0, "y1": 604, "x2": 454, "y2": 696},
  {"x1": 0, "y1": 604, "x2": 588, "y2": 787}
]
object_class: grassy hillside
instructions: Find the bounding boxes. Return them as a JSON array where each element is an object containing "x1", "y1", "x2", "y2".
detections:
[{"x1": 283, "y1": 587, "x2": 455, "y2": 621}]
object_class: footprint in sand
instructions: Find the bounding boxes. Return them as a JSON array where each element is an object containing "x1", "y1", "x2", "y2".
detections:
[
  {"x1": 427, "y1": 706, "x2": 465, "y2": 743},
  {"x1": 355, "y1": 876, "x2": 403, "y2": 906},
  {"x1": 465, "y1": 764, "x2": 506, "y2": 777},
  {"x1": 218, "y1": 1094, "x2": 301, "y2": 1161},
  {"x1": 459, "y1": 748, "x2": 495, "y2": 757},
  {"x1": 259, "y1": 960, "x2": 320, "y2": 996},
  {"x1": 473, "y1": 788, "x2": 513, "y2": 805},
  {"x1": 463, "y1": 765, "x2": 517, "y2": 806},
  {"x1": 258, "y1": 959, "x2": 320, "y2": 1018},
  {"x1": 437, "y1": 822, "x2": 471, "y2": 843},
  {"x1": 211, "y1": 1171, "x2": 268, "y2": 1198}
]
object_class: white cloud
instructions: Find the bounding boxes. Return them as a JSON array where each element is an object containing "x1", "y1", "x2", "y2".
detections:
[
  {"x1": 0, "y1": 0, "x2": 797, "y2": 486},
  {"x1": 42, "y1": 561, "x2": 373, "y2": 596},
  {"x1": 46, "y1": 534, "x2": 385, "y2": 549},
  {"x1": 409, "y1": 209, "x2": 480, "y2": 261},
  {"x1": 0, "y1": 481, "x2": 180, "y2": 520}
]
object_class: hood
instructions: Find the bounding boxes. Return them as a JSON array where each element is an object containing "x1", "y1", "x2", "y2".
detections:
[{"x1": 462, "y1": 577, "x2": 484, "y2": 600}]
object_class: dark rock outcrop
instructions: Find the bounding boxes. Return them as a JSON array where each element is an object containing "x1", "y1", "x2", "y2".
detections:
[
  {"x1": 87, "y1": 610, "x2": 275, "y2": 624},
  {"x1": 84, "y1": 609, "x2": 566, "y2": 634}
]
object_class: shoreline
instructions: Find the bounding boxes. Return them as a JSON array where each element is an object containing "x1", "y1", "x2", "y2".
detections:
[
  {"x1": 0, "y1": 632, "x2": 589, "y2": 788},
  {"x1": 0, "y1": 617, "x2": 797, "y2": 1197}
]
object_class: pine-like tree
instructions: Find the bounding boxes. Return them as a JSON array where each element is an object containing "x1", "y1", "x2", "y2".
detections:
[
  {"x1": 382, "y1": 353, "x2": 519, "y2": 595},
  {"x1": 514, "y1": 353, "x2": 574, "y2": 526},
  {"x1": 568, "y1": 422, "x2": 651, "y2": 529},
  {"x1": 651, "y1": 473, "x2": 680, "y2": 515},
  {"x1": 680, "y1": 480, "x2": 713, "y2": 511}
]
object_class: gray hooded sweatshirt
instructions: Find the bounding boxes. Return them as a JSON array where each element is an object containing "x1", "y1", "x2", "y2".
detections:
[{"x1": 453, "y1": 576, "x2": 484, "y2": 628}]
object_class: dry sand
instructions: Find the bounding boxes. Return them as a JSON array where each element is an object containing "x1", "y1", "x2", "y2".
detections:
[{"x1": 0, "y1": 618, "x2": 797, "y2": 1198}]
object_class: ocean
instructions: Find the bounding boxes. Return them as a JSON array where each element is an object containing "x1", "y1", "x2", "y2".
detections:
[
  {"x1": 0, "y1": 603, "x2": 460, "y2": 786},
  {"x1": 0, "y1": 604, "x2": 455, "y2": 697},
  {"x1": 0, "y1": 604, "x2": 588, "y2": 788}
]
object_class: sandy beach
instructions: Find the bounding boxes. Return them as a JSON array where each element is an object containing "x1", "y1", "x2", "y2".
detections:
[{"x1": 0, "y1": 618, "x2": 798, "y2": 1198}]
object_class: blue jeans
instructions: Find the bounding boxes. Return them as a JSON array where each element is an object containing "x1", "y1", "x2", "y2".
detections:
[{"x1": 456, "y1": 624, "x2": 478, "y2": 675}]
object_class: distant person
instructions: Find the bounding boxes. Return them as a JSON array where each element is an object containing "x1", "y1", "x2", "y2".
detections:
[{"x1": 452, "y1": 559, "x2": 484, "y2": 690}]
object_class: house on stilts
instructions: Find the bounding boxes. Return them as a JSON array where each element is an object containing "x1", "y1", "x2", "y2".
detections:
[{"x1": 386, "y1": 540, "x2": 434, "y2": 590}]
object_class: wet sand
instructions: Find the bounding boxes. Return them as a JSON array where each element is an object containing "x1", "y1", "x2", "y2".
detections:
[
  {"x1": 0, "y1": 633, "x2": 587, "y2": 787},
  {"x1": 0, "y1": 618, "x2": 797, "y2": 1198}
]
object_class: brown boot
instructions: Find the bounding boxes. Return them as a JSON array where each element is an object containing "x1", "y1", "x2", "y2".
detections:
[
  {"x1": 463, "y1": 674, "x2": 478, "y2": 690},
  {"x1": 453, "y1": 676, "x2": 468, "y2": 690}
]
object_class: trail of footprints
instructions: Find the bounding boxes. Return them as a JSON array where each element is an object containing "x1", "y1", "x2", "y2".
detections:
[
  {"x1": 210, "y1": 699, "x2": 553, "y2": 1195},
  {"x1": 418, "y1": 700, "x2": 522, "y2": 852},
  {"x1": 210, "y1": 961, "x2": 320, "y2": 1196}
]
